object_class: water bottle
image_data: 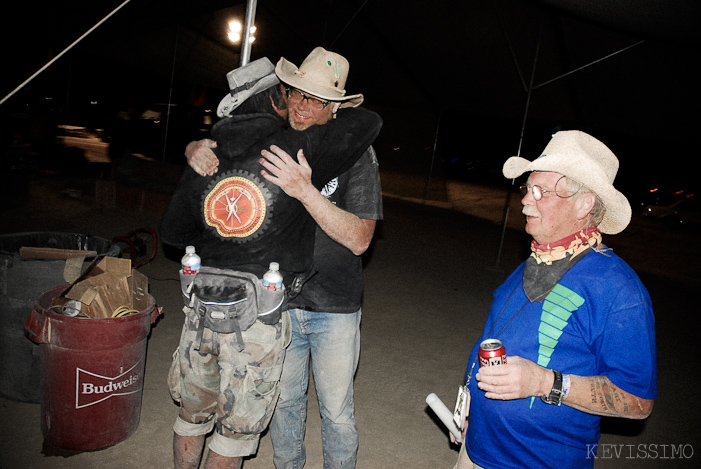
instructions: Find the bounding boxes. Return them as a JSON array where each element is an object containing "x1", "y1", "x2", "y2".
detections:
[
  {"x1": 263, "y1": 262, "x2": 283, "y2": 291},
  {"x1": 181, "y1": 246, "x2": 201, "y2": 276}
]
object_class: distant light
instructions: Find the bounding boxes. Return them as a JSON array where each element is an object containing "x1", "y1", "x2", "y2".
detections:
[
  {"x1": 90, "y1": 100, "x2": 98, "y2": 105},
  {"x1": 675, "y1": 190, "x2": 684, "y2": 195},
  {"x1": 393, "y1": 147, "x2": 400, "y2": 150},
  {"x1": 650, "y1": 188, "x2": 659, "y2": 193}
]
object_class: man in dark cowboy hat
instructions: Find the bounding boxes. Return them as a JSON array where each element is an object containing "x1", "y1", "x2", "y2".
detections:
[{"x1": 453, "y1": 131, "x2": 657, "y2": 469}]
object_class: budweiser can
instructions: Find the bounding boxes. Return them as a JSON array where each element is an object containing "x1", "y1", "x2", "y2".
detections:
[{"x1": 479, "y1": 339, "x2": 507, "y2": 367}]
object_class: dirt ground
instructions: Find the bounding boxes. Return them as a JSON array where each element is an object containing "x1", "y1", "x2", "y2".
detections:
[{"x1": 1, "y1": 167, "x2": 699, "y2": 468}]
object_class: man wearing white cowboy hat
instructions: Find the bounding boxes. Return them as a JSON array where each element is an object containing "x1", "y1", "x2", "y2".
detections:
[
  {"x1": 452, "y1": 130, "x2": 657, "y2": 469},
  {"x1": 164, "y1": 54, "x2": 381, "y2": 469},
  {"x1": 262, "y1": 47, "x2": 380, "y2": 469},
  {"x1": 273, "y1": 46, "x2": 363, "y2": 131},
  {"x1": 185, "y1": 47, "x2": 382, "y2": 469}
]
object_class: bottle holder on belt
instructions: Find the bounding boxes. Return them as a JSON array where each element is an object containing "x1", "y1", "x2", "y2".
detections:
[{"x1": 181, "y1": 266, "x2": 285, "y2": 351}]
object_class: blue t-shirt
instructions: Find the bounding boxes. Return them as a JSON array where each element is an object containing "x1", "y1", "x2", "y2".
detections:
[{"x1": 465, "y1": 249, "x2": 657, "y2": 469}]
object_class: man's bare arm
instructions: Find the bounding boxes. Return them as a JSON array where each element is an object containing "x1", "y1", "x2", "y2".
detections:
[
  {"x1": 564, "y1": 374, "x2": 653, "y2": 419},
  {"x1": 260, "y1": 145, "x2": 375, "y2": 255},
  {"x1": 476, "y1": 356, "x2": 654, "y2": 420},
  {"x1": 294, "y1": 189, "x2": 376, "y2": 256}
]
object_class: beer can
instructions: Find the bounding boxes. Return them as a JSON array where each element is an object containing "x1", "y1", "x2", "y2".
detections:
[{"x1": 479, "y1": 339, "x2": 507, "y2": 366}]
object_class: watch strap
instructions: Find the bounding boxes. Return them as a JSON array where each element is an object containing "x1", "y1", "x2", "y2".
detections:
[{"x1": 540, "y1": 369, "x2": 564, "y2": 406}]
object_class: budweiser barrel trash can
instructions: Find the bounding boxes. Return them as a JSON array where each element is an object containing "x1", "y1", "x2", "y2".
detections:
[{"x1": 24, "y1": 285, "x2": 162, "y2": 451}]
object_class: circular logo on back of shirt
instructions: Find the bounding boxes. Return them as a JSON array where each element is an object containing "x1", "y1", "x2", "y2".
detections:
[{"x1": 203, "y1": 170, "x2": 272, "y2": 241}]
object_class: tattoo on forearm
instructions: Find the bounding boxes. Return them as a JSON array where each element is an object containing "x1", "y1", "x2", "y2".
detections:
[{"x1": 589, "y1": 376, "x2": 630, "y2": 415}]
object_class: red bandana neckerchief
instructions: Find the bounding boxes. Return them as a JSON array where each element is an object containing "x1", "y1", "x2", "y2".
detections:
[
  {"x1": 530, "y1": 227, "x2": 603, "y2": 266},
  {"x1": 523, "y1": 227, "x2": 603, "y2": 302}
]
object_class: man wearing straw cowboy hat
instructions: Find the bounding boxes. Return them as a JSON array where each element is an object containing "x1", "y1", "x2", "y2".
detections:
[
  {"x1": 165, "y1": 52, "x2": 381, "y2": 469},
  {"x1": 266, "y1": 48, "x2": 380, "y2": 469},
  {"x1": 453, "y1": 131, "x2": 657, "y2": 469},
  {"x1": 185, "y1": 47, "x2": 381, "y2": 468}
]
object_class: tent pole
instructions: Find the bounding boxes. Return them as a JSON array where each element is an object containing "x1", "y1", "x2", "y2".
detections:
[
  {"x1": 493, "y1": 17, "x2": 643, "y2": 268},
  {"x1": 492, "y1": 0, "x2": 528, "y2": 93},
  {"x1": 161, "y1": 24, "x2": 181, "y2": 162},
  {"x1": 494, "y1": 14, "x2": 544, "y2": 268},
  {"x1": 240, "y1": 0, "x2": 258, "y2": 66},
  {"x1": 0, "y1": 0, "x2": 131, "y2": 107},
  {"x1": 423, "y1": 109, "x2": 444, "y2": 205},
  {"x1": 534, "y1": 40, "x2": 645, "y2": 90},
  {"x1": 330, "y1": 0, "x2": 370, "y2": 48}
]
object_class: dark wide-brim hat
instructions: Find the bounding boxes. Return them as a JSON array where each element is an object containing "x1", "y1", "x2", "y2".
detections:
[
  {"x1": 275, "y1": 47, "x2": 363, "y2": 108},
  {"x1": 503, "y1": 130, "x2": 632, "y2": 234}
]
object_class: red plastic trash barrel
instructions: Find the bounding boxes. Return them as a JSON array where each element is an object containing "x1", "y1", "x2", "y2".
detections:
[{"x1": 24, "y1": 285, "x2": 162, "y2": 451}]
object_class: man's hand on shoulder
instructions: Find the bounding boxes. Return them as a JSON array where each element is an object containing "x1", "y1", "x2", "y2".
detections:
[
  {"x1": 260, "y1": 144, "x2": 376, "y2": 256},
  {"x1": 185, "y1": 139, "x2": 219, "y2": 176},
  {"x1": 260, "y1": 145, "x2": 316, "y2": 203}
]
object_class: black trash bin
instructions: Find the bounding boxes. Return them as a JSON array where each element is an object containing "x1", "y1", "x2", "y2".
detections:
[{"x1": 0, "y1": 232, "x2": 120, "y2": 402}]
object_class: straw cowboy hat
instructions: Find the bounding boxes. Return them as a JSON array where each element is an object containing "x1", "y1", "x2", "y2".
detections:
[
  {"x1": 503, "y1": 130, "x2": 632, "y2": 234},
  {"x1": 275, "y1": 47, "x2": 364, "y2": 108},
  {"x1": 217, "y1": 57, "x2": 280, "y2": 117}
]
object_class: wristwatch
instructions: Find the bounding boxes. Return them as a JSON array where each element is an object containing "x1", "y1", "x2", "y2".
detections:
[{"x1": 541, "y1": 369, "x2": 564, "y2": 406}]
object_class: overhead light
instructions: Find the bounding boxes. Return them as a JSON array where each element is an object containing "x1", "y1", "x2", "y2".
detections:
[{"x1": 228, "y1": 20, "x2": 256, "y2": 44}]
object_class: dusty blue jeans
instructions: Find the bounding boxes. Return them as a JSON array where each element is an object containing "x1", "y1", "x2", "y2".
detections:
[{"x1": 270, "y1": 308, "x2": 361, "y2": 469}]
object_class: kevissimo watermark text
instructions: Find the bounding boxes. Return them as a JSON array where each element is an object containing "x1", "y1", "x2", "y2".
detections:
[{"x1": 586, "y1": 443, "x2": 694, "y2": 460}]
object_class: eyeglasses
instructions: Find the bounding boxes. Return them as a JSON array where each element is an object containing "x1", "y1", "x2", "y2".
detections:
[
  {"x1": 519, "y1": 176, "x2": 582, "y2": 201},
  {"x1": 286, "y1": 87, "x2": 330, "y2": 110}
]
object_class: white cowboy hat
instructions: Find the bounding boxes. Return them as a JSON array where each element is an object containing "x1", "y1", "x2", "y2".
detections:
[
  {"x1": 275, "y1": 47, "x2": 364, "y2": 108},
  {"x1": 503, "y1": 130, "x2": 632, "y2": 234},
  {"x1": 217, "y1": 57, "x2": 280, "y2": 117}
]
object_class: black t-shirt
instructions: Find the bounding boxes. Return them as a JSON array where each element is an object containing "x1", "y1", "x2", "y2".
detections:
[
  {"x1": 159, "y1": 107, "x2": 382, "y2": 281},
  {"x1": 288, "y1": 146, "x2": 383, "y2": 313}
]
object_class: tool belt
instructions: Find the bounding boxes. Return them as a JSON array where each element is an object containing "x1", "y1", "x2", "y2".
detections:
[{"x1": 181, "y1": 266, "x2": 285, "y2": 352}]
